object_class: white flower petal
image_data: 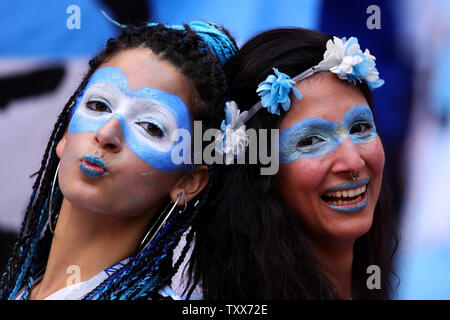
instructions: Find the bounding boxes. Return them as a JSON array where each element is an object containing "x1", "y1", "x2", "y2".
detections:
[
  {"x1": 366, "y1": 71, "x2": 379, "y2": 82},
  {"x1": 333, "y1": 37, "x2": 344, "y2": 49},
  {"x1": 364, "y1": 49, "x2": 376, "y2": 61},
  {"x1": 318, "y1": 55, "x2": 340, "y2": 68},
  {"x1": 345, "y1": 43, "x2": 361, "y2": 56}
]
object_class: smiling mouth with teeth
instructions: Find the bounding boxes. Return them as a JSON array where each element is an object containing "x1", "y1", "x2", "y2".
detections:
[
  {"x1": 322, "y1": 184, "x2": 367, "y2": 206},
  {"x1": 321, "y1": 181, "x2": 368, "y2": 212}
]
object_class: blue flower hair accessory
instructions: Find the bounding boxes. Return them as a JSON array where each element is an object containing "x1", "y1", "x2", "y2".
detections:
[
  {"x1": 256, "y1": 68, "x2": 302, "y2": 115},
  {"x1": 215, "y1": 36, "x2": 384, "y2": 163}
]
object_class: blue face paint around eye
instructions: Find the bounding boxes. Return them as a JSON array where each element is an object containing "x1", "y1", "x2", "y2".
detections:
[
  {"x1": 341, "y1": 104, "x2": 378, "y2": 144},
  {"x1": 279, "y1": 104, "x2": 378, "y2": 164},
  {"x1": 279, "y1": 118, "x2": 339, "y2": 164},
  {"x1": 68, "y1": 66, "x2": 192, "y2": 171}
]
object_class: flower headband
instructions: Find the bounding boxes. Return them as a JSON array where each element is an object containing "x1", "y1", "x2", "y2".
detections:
[{"x1": 215, "y1": 36, "x2": 384, "y2": 163}]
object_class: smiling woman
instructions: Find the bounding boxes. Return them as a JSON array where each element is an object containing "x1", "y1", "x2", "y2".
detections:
[
  {"x1": 189, "y1": 27, "x2": 398, "y2": 300},
  {"x1": 0, "y1": 21, "x2": 237, "y2": 300}
]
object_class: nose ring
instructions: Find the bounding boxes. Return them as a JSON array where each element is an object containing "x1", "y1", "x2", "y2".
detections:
[{"x1": 350, "y1": 171, "x2": 360, "y2": 180}]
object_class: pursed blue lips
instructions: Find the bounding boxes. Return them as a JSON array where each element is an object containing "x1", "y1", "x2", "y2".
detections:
[{"x1": 79, "y1": 154, "x2": 108, "y2": 178}]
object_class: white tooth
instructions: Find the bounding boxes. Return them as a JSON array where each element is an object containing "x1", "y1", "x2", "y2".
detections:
[
  {"x1": 355, "y1": 187, "x2": 362, "y2": 196},
  {"x1": 336, "y1": 190, "x2": 342, "y2": 197},
  {"x1": 338, "y1": 200, "x2": 343, "y2": 205},
  {"x1": 342, "y1": 190, "x2": 348, "y2": 197},
  {"x1": 362, "y1": 184, "x2": 366, "y2": 193},
  {"x1": 348, "y1": 189, "x2": 355, "y2": 197}
]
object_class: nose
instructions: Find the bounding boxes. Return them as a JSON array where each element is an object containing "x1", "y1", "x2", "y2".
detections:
[
  {"x1": 94, "y1": 118, "x2": 123, "y2": 152},
  {"x1": 330, "y1": 138, "x2": 365, "y2": 178}
]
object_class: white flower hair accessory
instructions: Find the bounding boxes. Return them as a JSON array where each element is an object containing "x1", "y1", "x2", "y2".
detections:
[
  {"x1": 215, "y1": 36, "x2": 384, "y2": 164},
  {"x1": 317, "y1": 36, "x2": 384, "y2": 90},
  {"x1": 215, "y1": 101, "x2": 249, "y2": 164}
]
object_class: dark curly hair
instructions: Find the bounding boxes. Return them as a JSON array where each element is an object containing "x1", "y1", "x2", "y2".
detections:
[{"x1": 0, "y1": 21, "x2": 237, "y2": 300}]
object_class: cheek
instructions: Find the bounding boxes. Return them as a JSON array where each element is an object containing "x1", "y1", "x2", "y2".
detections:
[
  {"x1": 58, "y1": 133, "x2": 91, "y2": 182},
  {"x1": 115, "y1": 154, "x2": 180, "y2": 207},
  {"x1": 278, "y1": 157, "x2": 329, "y2": 206},
  {"x1": 360, "y1": 137, "x2": 385, "y2": 177},
  {"x1": 358, "y1": 138, "x2": 385, "y2": 202}
]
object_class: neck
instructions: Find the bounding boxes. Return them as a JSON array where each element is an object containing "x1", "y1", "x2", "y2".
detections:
[
  {"x1": 310, "y1": 237, "x2": 354, "y2": 300},
  {"x1": 29, "y1": 198, "x2": 154, "y2": 300}
]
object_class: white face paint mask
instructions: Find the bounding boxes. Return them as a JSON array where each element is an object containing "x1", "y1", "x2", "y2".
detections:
[{"x1": 68, "y1": 66, "x2": 192, "y2": 171}]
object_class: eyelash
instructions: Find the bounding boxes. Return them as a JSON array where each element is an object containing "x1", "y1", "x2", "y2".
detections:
[
  {"x1": 296, "y1": 135, "x2": 325, "y2": 149},
  {"x1": 86, "y1": 100, "x2": 111, "y2": 113},
  {"x1": 135, "y1": 120, "x2": 165, "y2": 138},
  {"x1": 86, "y1": 97, "x2": 166, "y2": 138},
  {"x1": 350, "y1": 121, "x2": 373, "y2": 135}
]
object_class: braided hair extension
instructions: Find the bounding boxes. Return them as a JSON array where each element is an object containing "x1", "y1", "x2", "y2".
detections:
[
  {"x1": 82, "y1": 164, "x2": 217, "y2": 300},
  {"x1": 0, "y1": 22, "x2": 236, "y2": 300},
  {"x1": 131, "y1": 165, "x2": 217, "y2": 300},
  {"x1": 0, "y1": 69, "x2": 97, "y2": 299}
]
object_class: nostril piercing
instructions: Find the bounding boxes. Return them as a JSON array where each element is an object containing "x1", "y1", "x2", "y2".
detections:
[{"x1": 349, "y1": 171, "x2": 360, "y2": 180}]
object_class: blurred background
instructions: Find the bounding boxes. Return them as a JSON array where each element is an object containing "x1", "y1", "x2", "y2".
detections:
[{"x1": 0, "y1": 0, "x2": 448, "y2": 299}]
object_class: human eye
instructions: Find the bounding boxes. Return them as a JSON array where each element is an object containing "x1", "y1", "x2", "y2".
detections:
[
  {"x1": 350, "y1": 121, "x2": 373, "y2": 136},
  {"x1": 135, "y1": 120, "x2": 165, "y2": 138},
  {"x1": 86, "y1": 99, "x2": 112, "y2": 113},
  {"x1": 296, "y1": 135, "x2": 326, "y2": 149}
]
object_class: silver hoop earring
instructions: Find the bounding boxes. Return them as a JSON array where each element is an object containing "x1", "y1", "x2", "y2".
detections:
[
  {"x1": 48, "y1": 161, "x2": 61, "y2": 234},
  {"x1": 137, "y1": 192, "x2": 187, "y2": 256}
]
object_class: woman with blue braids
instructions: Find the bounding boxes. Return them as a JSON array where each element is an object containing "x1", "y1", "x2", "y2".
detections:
[{"x1": 0, "y1": 20, "x2": 237, "y2": 300}]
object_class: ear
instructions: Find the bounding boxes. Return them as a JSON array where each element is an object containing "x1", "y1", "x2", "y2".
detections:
[
  {"x1": 56, "y1": 132, "x2": 68, "y2": 159},
  {"x1": 169, "y1": 166, "x2": 210, "y2": 206}
]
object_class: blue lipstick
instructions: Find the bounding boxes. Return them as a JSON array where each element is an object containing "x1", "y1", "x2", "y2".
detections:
[
  {"x1": 324, "y1": 178, "x2": 370, "y2": 192},
  {"x1": 323, "y1": 178, "x2": 370, "y2": 213},
  {"x1": 79, "y1": 154, "x2": 108, "y2": 178},
  {"x1": 328, "y1": 193, "x2": 368, "y2": 213}
]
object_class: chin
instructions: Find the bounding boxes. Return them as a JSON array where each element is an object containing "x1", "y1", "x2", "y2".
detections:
[{"x1": 330, "y1": 211, "x2": 374, "y2": 241}]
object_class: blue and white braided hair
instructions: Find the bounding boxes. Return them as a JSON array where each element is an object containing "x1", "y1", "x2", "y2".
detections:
[
  {"x1": 0, "y1": 18, "x2": 237, "y2": 300},
  {"x1": 102, "y1": 10, "x2": 237, "y2": 66}
]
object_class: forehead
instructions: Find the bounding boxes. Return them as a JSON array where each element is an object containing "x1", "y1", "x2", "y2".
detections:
[
  {"x1": 279, "y1": 72, "x2": 368, "y2": 129},
  {"x1": 99, "y1": 47, "x2": 192, "y2": 108}
]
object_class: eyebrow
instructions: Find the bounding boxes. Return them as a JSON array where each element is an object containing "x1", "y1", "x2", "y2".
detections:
[{"x1": 282, "y1": 104, "x2": 373, "y2": 130}]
